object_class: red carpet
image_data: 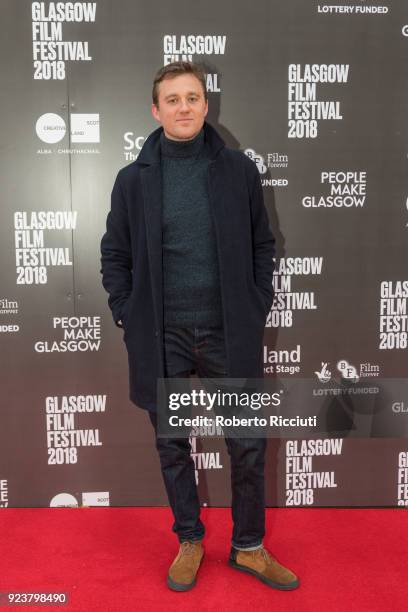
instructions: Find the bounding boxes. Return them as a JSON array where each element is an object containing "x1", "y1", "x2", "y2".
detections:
[{"x1": 0, "y1": 508, "x2": 406, "y2": 611}]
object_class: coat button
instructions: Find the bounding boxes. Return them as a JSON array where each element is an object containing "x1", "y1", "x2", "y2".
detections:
[{"x1": 155, "y1": 330, "x2": 159, "y2": 337}]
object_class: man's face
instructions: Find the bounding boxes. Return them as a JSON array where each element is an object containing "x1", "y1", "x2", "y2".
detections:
[{"x1": 151, "y1": 73, "x2": 208, "y2": 141}]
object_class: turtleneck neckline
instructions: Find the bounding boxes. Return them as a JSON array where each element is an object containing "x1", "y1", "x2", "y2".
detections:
[{"x1": 160, "y1": 127, "x2": 205, "y2": 159}]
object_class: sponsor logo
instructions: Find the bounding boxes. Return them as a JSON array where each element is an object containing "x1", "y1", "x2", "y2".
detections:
[
  {"x1": 123, "y1": 132, "x2": 145, "y2": 161},
  {"x1": 82, "y1": 492, "x2": 110, "y2": 506},
  {"x1": 36, "y1": 113, "x2": 99, "y2": 144},
  {"x1": 314, "y1": 360, "x2": 380, "y2": 384},
  {"x1": 264, "y1": 344, "x2": 301, "y2": 375},
  {"x1": 337, "y1": 359, "x2": 359, "y2": 383},
  {"x1": 359, "y1": 363, "x2": 380, "y2": 378},
  {"x1": 317, "y1": 5, "x2": 389, "y2": 16},
  {"x1": 315, "y1": 362, "x2": 331, "y2": 383},
  {"x1": 244, "y1": 148, "x2": 267, "y2": 173},
  {"x1": 50, "y1": 491, "x2": 110, "y2": 507},
  {"x1": 0, "y1": 298, "x2": 19, "y2": 315},
  {"x1": 267, "y1": 152, "x2": 288, "y2": 169},
  {"x1": 50, "y1": 493, "x2": 78, "y2": 507},
  {"x1": 36, "y1": 113, "x2": 66, "y2": 143},
  {"x1": 244, "y1": 148, "x2": 288, "y2": 187},
  {"x1": 70, "y1": 113, "x2": 99, "y2": 143},
  {"x1": 313, "y1": 358, "x2": 380, "y2": 399}
]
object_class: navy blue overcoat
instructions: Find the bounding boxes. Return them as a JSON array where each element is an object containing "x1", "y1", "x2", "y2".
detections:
[{"x1": 100, "y1": 121, "x2": 275, "y2": 411}]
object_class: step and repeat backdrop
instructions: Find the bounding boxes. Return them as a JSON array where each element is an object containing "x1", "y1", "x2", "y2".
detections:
[{"x1": 1, "y1": 0, "x2": 407, "y2": 509}]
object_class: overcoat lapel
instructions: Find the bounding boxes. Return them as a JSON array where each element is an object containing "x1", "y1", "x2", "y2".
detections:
[
  {"x1": 141, "y1": 164, "x2": 164, "y2": 334},
  {"x1": 206, "y1": 158, "x2": 229, "y2": 331}
]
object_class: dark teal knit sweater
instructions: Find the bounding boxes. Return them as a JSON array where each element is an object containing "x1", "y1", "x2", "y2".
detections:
[{"x1": 160, "y1": 127, "x2": 223, "y2": 328}]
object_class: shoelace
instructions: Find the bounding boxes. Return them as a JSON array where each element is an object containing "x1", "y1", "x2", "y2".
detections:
[
  {"x1": 180, "y1": 541, "x2": 198, "y2": 556},
  {"x1": 253, "y1": 547, "x2": 275, "y2": 565}
]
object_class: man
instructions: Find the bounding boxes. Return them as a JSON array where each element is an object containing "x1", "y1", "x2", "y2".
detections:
[{"x1": 100, "y1": 61, "x2": 298, "y2": 591}]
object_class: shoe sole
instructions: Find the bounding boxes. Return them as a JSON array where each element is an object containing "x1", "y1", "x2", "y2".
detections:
[
  {"x1": 228, "y1": 559, "x2": 299, "y2": 590},
  {"x1": 167, "y1": 575, "x2": 197, "y2": 592},
  {"x1": 167, "y1": 552, "x2": 204, "y2": 592}
]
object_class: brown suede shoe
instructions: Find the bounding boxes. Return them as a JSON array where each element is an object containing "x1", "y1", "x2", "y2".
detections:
[
  {"x1": 229, "y1": 546, "x2": 299, "y2": 590},
  {"x1": 167, "y1": 541, "x2": 204, "y2": 591}
]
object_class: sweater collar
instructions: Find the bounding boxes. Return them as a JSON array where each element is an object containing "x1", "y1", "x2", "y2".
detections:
[
  {"x1": 160, "y1": 127, "x2": 204, "y2": 159},
  {"x1": 136, "y1": 121, "x2": 225, "y2": 166}
]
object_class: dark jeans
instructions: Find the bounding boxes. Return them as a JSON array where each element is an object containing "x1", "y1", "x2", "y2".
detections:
[{"x1": 148, "y1": 326, "x2": 266, "y2": 550}]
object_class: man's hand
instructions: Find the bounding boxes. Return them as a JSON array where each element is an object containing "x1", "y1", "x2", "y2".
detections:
[{"x1": 100, "y1": 171, "x2": 133, "y2": 326}]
